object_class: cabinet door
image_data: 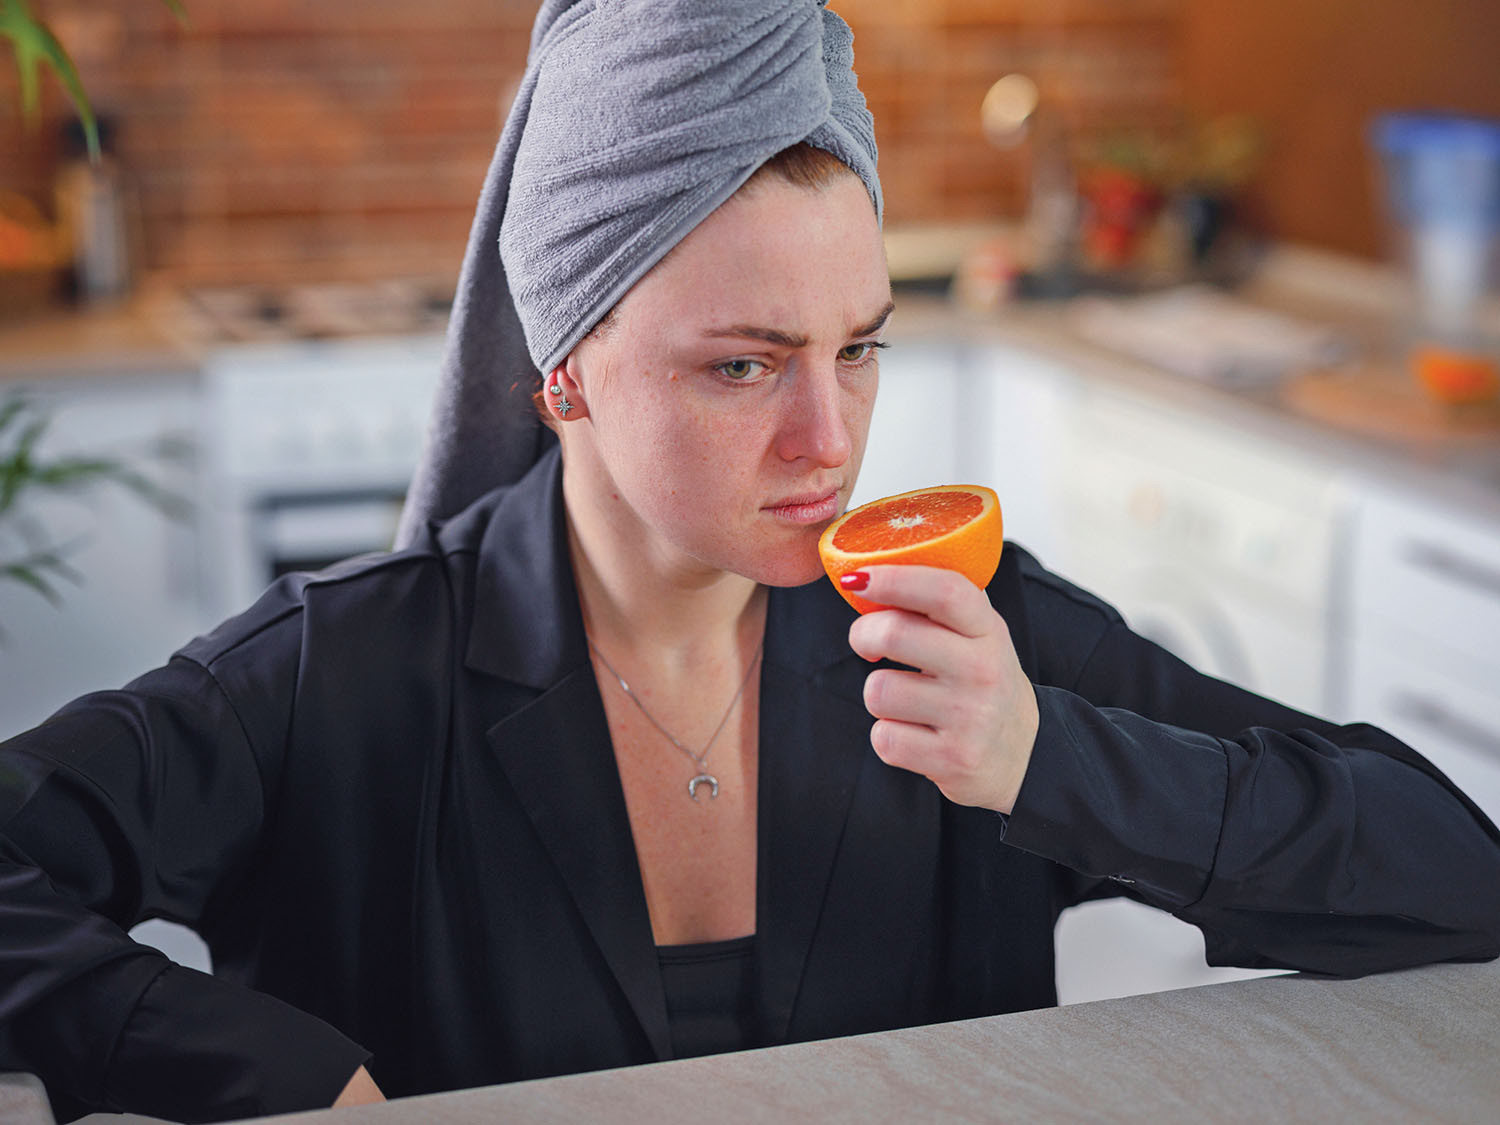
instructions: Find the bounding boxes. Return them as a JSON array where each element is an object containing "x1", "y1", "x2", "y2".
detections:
[
  {"x1": 1348, "y1": 635, "x2": 1500, "y2": 824},
  {"x1": 962, "y1": 342, "x2": 1079, "y2": 564},
  {"x1": 1343, "y1": 482, "x2": 1500, "y2": 821},
  {"x1": 0, "y1": 377, "x2": 209, "y2": 736}
]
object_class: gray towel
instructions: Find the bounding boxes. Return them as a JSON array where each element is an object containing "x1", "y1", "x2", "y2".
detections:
[{"x1": 395, "y1": 0, "x2": 880, "y2": 547}]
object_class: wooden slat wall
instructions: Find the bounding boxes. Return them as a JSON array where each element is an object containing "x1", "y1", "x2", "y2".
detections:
[
  {"x1": 3, "y1": 0, "x2": 1187, "y2": 284},
  {"x1": 1180, "y1": 0, "x2": 1500, "y2": 260}
]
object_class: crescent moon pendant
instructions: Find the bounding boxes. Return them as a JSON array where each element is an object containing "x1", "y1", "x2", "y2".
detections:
[{"x1": 688, "y1": 773, "x2": 720, "y2": 801}]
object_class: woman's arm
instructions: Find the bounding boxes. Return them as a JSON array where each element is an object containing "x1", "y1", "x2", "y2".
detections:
[
  {"x1": 0, "y1": 651, "x2": 370, "y2": 1121},
  {"x1": 845, "y1": 563, "x2": 1500, "y2": 976}
]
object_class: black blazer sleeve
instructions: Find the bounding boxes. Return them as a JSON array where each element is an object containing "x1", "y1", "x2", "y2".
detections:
[
  {"x1": 0, "y1": 608, "x2": 370, "y2": 1122},
  {"x1": 999, "y1": 547, "x2": 1500, "y2": 977}
]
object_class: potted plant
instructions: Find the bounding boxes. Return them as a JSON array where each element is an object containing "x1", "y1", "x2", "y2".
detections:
[{"x1": 3, "y1": 1, "x2": 193, "y2": 627}]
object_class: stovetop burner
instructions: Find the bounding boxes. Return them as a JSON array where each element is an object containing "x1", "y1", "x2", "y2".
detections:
[{"x1": 174, "y1": 278, "x2": 455, "y2": 343}]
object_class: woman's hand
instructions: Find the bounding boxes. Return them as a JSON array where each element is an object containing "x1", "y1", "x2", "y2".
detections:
[
  {"x1": 333, "y1": 1065, "x2": 386, "y2": 1108},
  {"x1": 845, "y1": 565, "x2": 1038, "y2": 814}
]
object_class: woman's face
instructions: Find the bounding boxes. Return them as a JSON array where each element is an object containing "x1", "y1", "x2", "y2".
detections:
[{"x1": 559, "y1": 172, "x2": 892, "y2": 587}]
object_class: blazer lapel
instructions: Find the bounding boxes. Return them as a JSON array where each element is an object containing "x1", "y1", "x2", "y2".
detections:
[
  {"x1": 486, "y1": 673, "x2": 672, "y2": 1061},
  {"x1": 462, "y1": 448, "x2": 672, "y2": 1060},
  {"x1": 756, "y1": 581, "x2": 873, "y2": 1045}
]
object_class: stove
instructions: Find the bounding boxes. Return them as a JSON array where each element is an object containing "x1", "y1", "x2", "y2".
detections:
[
  {"x1": 185, "y1": 278, "x2": 454, "y2": 617},
  {"x1": 173, "y1": 277, "x2": 455, "y2": 344}
]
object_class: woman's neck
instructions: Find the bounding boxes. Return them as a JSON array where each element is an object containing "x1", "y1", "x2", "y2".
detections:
[{"x1": 563, "y1": 474, "x2": 766, "y2": 668}]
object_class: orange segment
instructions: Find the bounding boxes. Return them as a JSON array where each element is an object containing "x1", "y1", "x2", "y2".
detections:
[{"x1": 817, "y1": 484, "x2": 1004, "y2": 614}]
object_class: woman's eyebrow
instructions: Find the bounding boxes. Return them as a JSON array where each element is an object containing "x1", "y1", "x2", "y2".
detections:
[
  {"x1": 703, "y1": 300, "x2": 897, "y2": 347},
  {"x1": 706, "y1": 324, "x2": 811, "y2": 347},
  {"x1": 853, "y1": 300, "x2": 897, "y2": 337}
]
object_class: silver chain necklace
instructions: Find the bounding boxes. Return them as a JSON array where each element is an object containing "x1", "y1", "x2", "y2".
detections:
[{"x1": 587, "y1": 638, "x2": 762, "y2": 802}]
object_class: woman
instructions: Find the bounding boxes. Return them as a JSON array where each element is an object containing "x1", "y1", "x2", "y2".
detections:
[{"x1": 2, "y1": 2, "x2": 1498, "y2": 1122}]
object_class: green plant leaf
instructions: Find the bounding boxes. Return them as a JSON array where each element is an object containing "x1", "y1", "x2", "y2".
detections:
[
  {"x1": 2, "y1": 560, "x2": 65, "y2": 604},
  {"x1": 0, "y1": 0, "x2": 98, "y2": 160},
  {"x1": 1, "y1": 392, "x2": 193, "y2": 626},
  {"x1": 1, "y1": 545, "x2": 82, "y2": 605},
  {"x1": 2, "y1": 1, "x2": 187, "y2": 162},
  {"x1": 0, "y1": 395, "x2": 28, "y2": 436},
  {"x1": 0, "y1": 413, "x2": 50, "y2": 514}
]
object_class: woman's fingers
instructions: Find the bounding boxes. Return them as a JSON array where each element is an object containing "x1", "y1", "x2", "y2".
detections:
[
  {"x1": 848, "y1": 608, "x2": 972, "y2": 677},
  {"x1": 868, "y1": 717, "x2": 947, "y2": 773},
  {"x1": 847, "y1": 566, "x2": 1000, "y2": 676},
  {"x1": 845, "y1": 565, "x2": 994, "y2": 638},
  {"x1": 863, "y1": 665, "x2": 948, "y2": 729},
  {"x1": 843, "y1": 563, "x2": 1038, "y2": 814}
]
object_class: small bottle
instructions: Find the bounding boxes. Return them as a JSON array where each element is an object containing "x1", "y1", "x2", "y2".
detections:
[
  {"x1": 1371, "y1": 113, "x2": 1500, "y2": 404},
  {"x1": 54, "y1": 115, "x2": 140, "y2": 304}
]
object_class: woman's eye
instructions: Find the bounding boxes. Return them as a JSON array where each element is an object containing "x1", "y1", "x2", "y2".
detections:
[
  {"x1": 839, "y1": 341, "x2": 887, "y2": 365},
  {"x1": 716, "y1": 358, "x2": 766, "y2": 381}
]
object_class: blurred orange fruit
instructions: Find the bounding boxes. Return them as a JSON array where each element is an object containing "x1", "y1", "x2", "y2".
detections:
[
  {"x1": 818, "y1": 485, "x2": 1004, "y2": 614},
  {"x1": 1411, "y1": 345, "x2": 1500, "y2": 405}
]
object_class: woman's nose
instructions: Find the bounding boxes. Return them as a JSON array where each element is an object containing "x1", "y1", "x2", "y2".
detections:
[{"x1": 776, "y1": 361, "x2": 853, "y2": 468}]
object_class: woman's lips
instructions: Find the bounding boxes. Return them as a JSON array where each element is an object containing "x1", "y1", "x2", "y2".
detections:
[{"x1": 766, "y1": 490, "x2": 840, "y2": 524}]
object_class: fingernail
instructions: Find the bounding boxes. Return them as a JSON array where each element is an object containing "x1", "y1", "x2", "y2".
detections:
[{"x1": 839, "y1": 571, "x2": 869, "y2": 591}]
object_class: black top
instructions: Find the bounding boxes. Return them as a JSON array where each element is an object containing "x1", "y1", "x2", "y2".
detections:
[
  {"x1": 2, "y1": 445, "x2": 1498, "y2": 1124},
  {"x1": 657, "y1": 936, "x2": 757, "y2": 1059}
]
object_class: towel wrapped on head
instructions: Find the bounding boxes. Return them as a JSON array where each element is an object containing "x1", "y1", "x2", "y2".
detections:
[{"x1": 395, "y1": 0, "x2": 881, "y2": 546}]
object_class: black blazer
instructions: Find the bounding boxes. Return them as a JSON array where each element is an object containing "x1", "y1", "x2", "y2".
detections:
[{"x1": 3, "y1": 446, "x2": 1498, "y2": 1124}]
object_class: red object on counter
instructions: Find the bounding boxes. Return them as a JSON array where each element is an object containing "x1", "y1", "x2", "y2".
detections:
[
  {"x1": 1080, "y1": 166, "x2": 1162, "y2": 269},
  {"x1": 1411, "y1": 345, "x2": 1500, "y2": 405}
]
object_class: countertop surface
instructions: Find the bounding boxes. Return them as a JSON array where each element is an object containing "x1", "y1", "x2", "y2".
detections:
[
  {"x1": 0, "y1": 284, "x2": 197, "y2": 382},
  {"x1": 15, "y1": 954, "x2": 1493, "y2": 1124}
]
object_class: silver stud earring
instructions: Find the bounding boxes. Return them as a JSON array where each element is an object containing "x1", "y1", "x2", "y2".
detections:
[{"x1": 547, "y1": 380, "x2": 574, "y2": 417}]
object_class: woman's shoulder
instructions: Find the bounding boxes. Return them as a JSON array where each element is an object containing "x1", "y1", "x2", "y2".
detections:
[
  {"x1": 177, "y1": 539, "x2": 475, "y2": 682},
  {"x1": 178, "y1": 464, "x2": 552, "y2": 685}
]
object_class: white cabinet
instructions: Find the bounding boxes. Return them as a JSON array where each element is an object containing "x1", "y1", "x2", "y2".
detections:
[
  {"x1": 959, "y1": 342, "x2": 1079, "y2": 564},
  {"x1": 0, "y1": 376, "x2": 210, "y2": 734},
  {"x1": 1342, "y1": 482, "x2": 1500, "y2": 823}
]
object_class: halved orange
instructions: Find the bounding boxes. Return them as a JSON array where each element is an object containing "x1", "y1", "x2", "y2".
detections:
[{"x1": 818, "y1": 484, "x2": 1004, "y2": 614}]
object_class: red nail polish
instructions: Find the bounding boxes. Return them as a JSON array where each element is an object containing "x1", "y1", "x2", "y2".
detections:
[{"x1": 839, "y1": 571, "x2": 869, "y2": 591}]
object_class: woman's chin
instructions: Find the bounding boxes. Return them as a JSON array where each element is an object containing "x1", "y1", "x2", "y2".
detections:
[{"x1": 736, "y1": 545, "x2": 827, "y2": 588}]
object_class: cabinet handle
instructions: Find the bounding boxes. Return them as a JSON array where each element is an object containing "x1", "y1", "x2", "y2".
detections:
[
  {"x1": 1403, "y1": 541, "x2": 1500, "y2": 602},
  {"x1": 1391, "y1": 691, "x2": 1500, "y2": 765}
]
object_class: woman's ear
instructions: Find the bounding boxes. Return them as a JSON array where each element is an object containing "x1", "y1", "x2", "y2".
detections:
[{"x1": 542, "y1": 362, "x2": 587, "y2": 421}]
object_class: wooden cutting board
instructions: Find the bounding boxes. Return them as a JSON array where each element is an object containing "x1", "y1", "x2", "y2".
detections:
[{"x1": 1281, "y1": 362, "x2": 1500, "y2": 444}]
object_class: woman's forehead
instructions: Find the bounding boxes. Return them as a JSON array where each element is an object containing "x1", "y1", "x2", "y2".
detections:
[{"x1": 622, "y1": 177, "x2": 888, "y2": 331}]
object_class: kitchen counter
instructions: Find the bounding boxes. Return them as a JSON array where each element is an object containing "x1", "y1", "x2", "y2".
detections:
[
  {"x1": 11, "y1": 954, "x2": 1495, "y2": 1124},
  {"x1": 0, "y1": 285, "x2": 198, "y2": 382}
]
